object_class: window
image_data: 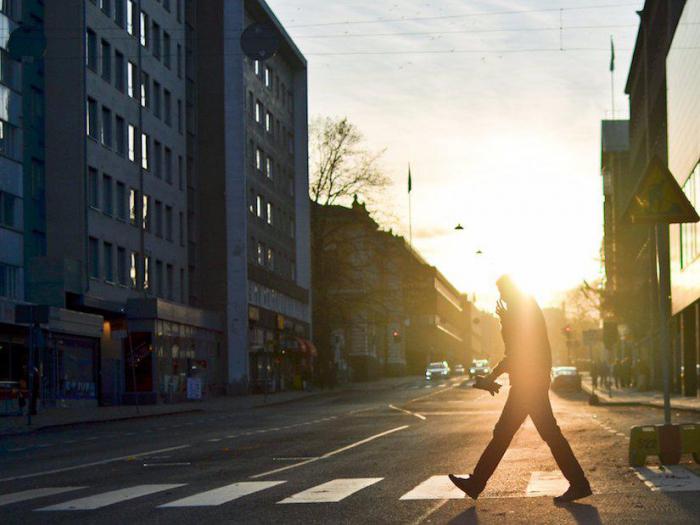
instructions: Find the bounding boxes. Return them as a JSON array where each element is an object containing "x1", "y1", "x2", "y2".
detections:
[
  {"x1": 248, "y1": 189, "x2": 255, "y2": 214},
  {"x1": 164, "y1": 89, "x2": 171, "y2": 125},
  {"x1": 257, "y1": 242, "x2": 264, "y2": 265},
  {"x1": 104, "y1": 242, "x2": 114, "y2": 282},
  {"x1": 152, "y1": 21, "x2": 161, "y2": 59},
  {"x1": 100, "y1": 0, "x2": 111, "y2": 17},
  {"x1": 0, "y1": 191, "x2": 17, "y2": 228},
  {"x1": 163, "y1": 33, "x2": 171, "y2": 69},
  {"x1": 265, "y1": 157, "x2": 272, "y2": 179},
  {"x1": 144, "y1": 256, "x2": 151, "y2": 292},
  {"x1": 128, "y1": 124, "x2": 136, "y2": 161},
  {"x1": 102, "y1": 174, "x2": 113, "y2": 215},
  {"x1": 130, "y1": 251, "x2": 138, "y2": 287},
  {"x1": 88, "y1": 167, "x2": 99, "y2": 208},
  {"x1": 140, "y1": 70, "x2": 150, "y2": 108},
  {"x1": 101, "y1": 106, "x2": 112, "y2": 147},
  {"x1": 87, "y1": 98, "x2": 98, "y2": 139},
  {"x1": 116, "y1": 181, "x2": 126, "y2": 220},
  {"x1": 165, "y1": 206, "x2": 173, "y2": 241},
  {"x1": 256, "y1": 195, "x2": 263, "y2": 218},
  {"x1": 140, "y1": 11, "x2": 149, "y2": 48},
  {"x1": 165, "y1": 147, "x2": 172, "y2": 183},
  {"x1": 117, "y1": 247, "x2": 127, "y2": 285},
  {"x1": 178, "y1": 155, "x2": 184, "y2": 190},
  {"x1": 265, "y1": 66, "x2": 272, "y2": 88},
  {"x1": 164, "y1": 0, "x2": 171, "y2": 12},
  {"x1": 141, "y1": 132, "x2": 149, "y2": 170},
  {"x1": 180, "y1": 268, "x2": 185, "y2": 303},
  {"x1": 177, "y1": 99, "x2": 183, "y2": 133},
  {"x1": 266, "y1": 202, "x2": 273, "y2": 226},
  {"x1": 179, "y1": 212, "x2": 184, "y2": 246},
  {"x1": 151, "y1": 141, "x2": 161, "y2": 178},
  {"x1": 115, "y1": 0, "x2": 125, "y2": 27},
  {"x1": 142, "y1": 194, "x2": 150, "y2": 230},
  {"x1": 0, "y1": 49, "x2": 15, "y2": 90},
  {"x1": 86, "y1": 28, "x2": 97, "y2": 71},
  {"x1": 155, "y1": 260, "x2": 163, "y2": 296},
  {"x1": 89, "y1": 237, "x2": 100, "y2": 278},
  {"x1": 153, "y1": 81, "x2": 161, "y2": 118},
  {"x1": 176, "y1": 0, "x2": 182, "y2": 22},
  {"x1": 254, "y1": 60, "x2": 261, "y2": 76},
  {"x1": 129, "y1": 187, "x2": 138, "y2": 225},
  {"x1": 0, "y1": 263, "x2": 19, "y2": 299},
  {"x1": 267, "y1": 248, "x2": 274, "y2": 270},
  {"x1": 255, "y1": 101, "x2": 262, "y2": 124},
  {"x1": 127, "y1": 0, "x2": 136, "y2": 36},
  {"x1": 128, "y1": 61, "x2": 137, "y2": 98},
  {"x1": 115, "y1": 50, "x2": 125, "y2": 92},
  {"x1": 166, "y1": 264, "x2": 174, "y2": 300},
  {"x1": 115, "y1": 116, "x2": 125, "y2": 156},
  {"x1": 155, "y1": 200, "x2": 163, "y2": 237},
  {"x1": 0, "y1": 120, "x2": 16, "y2": 158},
  {"x1": 101, "y1": 40, "x2": 111, "y2": 82},
  {"x1": 256, "y1": 148, "x2": 263, "y2": 171},
  {"x1": 176, "y1": 43, "x2": 182, "y2": 77},
  {"x1": 265, "y1": 111, "x2": 272, "y2": 133}
]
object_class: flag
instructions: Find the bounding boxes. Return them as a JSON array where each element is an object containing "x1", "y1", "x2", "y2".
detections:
[
  {"x1": 610, "y1": 36, "x2": 615, "y2": 72},
  {"x1": 408, "y1": 165, "x2": 412, "y2": 194}
]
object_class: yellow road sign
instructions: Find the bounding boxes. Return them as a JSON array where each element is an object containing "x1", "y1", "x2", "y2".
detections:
[{"x1": 624, "y1": 157, "x2": 700, "y2": 224}]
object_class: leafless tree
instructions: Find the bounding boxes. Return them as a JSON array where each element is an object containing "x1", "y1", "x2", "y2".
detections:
[{"x1": 309, "y1": 116, "x2": 389, "y2": 207}]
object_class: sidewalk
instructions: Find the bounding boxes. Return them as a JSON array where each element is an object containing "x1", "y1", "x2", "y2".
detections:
[
  {"x1": 581, "y1": 375, "x2": 700, "y2": 413},
  {"x1": 0, "y1": 376, "x2": 417, "y2": 437}
]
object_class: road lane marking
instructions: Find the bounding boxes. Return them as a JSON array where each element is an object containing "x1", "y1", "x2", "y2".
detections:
[
  {"x1": 633, "y1": 466, "x2": 700, "y2": 491},
  {"x1": 250, "y1": 425, "x2": 410, "y2": 479},
  {"x1": 0, "y1": 445, "x2": 191, "y2": 483},
  {"x1": 207, "y1": 438, "x2": 222, "y2": 442},
  {"x1": 0, "y1": 487, "x2": 85, "y2": 507},
  {"x1": 37, "y1": 484, "x2": 185, "y2": 511},
  {"x1": 278, "y1": 478, "x2": 383, "y2": 504},
  {"x1": 400, "y1": 475, "x2": 470, "y2": 500},
  {"x1": 526, "y1": 471, "x2": 569, "y2": 497},
  {"x1": 160, "y1": 481, "x2": 285, "y2": 507},
  {"x1": 388, "y1": 404, "x2": 426, "y2": 421}
]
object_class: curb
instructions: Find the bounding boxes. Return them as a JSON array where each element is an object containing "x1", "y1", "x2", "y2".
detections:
[{"x1": 582, "y1": 383, "x2": 700, "y2": 414}]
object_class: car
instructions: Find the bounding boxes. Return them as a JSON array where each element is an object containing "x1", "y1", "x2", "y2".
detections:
[
  {"x1": 425, "y1": 361, "x2": 451, "y2": 380},
  {"x1": 454, "y1": 364, "x2": 465, "y2": 375},
  {"x1": 551, "y1": 366, "x2": 582, "y2": 391},
  {"x1": 469, "y1": 359, "x2": 491, "y2": 378}
]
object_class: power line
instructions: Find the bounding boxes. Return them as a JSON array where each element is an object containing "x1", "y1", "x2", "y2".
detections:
[
  {"x1": 304, "y1": 47, "x2": 623, "y2": 57},
  {"x1": 285, "y1": 2, "x2": 641, "y2": 29}
]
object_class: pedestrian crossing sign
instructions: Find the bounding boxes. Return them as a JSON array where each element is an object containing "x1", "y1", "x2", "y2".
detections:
[{"x1": 623, "y1": 157, "x2": 700, "y2": 224}]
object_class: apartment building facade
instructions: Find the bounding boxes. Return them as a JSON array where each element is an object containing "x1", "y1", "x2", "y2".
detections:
[{"x1": 196, "y1": 0, "x2": 311, "y2": 392}]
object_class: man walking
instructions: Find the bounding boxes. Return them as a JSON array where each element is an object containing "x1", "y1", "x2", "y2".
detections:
[{"x1": 449, "y1": 275, "x2": 591, "y2": 503}]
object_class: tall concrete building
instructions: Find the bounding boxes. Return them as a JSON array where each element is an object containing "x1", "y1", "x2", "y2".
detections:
[{"x1": 195, "y1": 0, "x2": 312, "y2": 391}]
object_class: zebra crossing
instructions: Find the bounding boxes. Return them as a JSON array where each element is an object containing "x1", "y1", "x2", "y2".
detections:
[{"x1": 1, "y1": 466, "x2": 699, "y2": 512}]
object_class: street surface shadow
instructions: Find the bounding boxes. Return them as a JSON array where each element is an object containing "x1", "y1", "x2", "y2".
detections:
[
  {"x1": 447, "y1": 506, "x2": 479, "y2": 524},
  {"x1": 557, "y1": 501, "x2": 603, "y2": 525}
]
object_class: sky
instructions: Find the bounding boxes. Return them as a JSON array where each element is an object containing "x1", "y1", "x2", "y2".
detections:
[{"x1": 266, "y1": 0, "x2": 644, "y2": 312}]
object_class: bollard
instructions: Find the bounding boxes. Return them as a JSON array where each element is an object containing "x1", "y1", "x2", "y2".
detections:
[
  {"x1": 629, "y1": 425, "x2": 658, "y2": 467},
  {"x1": 679, "y1": 423, "x2": 700, "y2": 464},
  {"x1": 629, "y1": 423, "x2": 700, "y2": 466}
]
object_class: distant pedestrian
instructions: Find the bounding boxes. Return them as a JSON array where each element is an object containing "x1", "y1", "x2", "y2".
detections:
[
  {"x1": 591, "y1": 360, "x2": 599, "y2": 389},
  {"x1": 449, "y1": 275, "x2": 591, "y2": 503},
  {"x1": 613, "y1": 359, "x2": 621, "y2": 389}
]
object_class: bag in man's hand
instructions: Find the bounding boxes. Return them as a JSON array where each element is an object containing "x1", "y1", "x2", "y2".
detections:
[{"x1": 474, "y1": 375, "x2": 501, "y2": 396}]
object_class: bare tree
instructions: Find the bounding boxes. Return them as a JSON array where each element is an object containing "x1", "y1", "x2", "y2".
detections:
[{"x1": 309, "y1": 116, "x2": 389, "y2": 206}]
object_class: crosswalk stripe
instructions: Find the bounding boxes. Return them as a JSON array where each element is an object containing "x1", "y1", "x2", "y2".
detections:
[
  {"x1": 159, "y1": 481, "x2": 286, "y2": 507},
  {"x1": 36, "y1": 484, "x2": 185, "y2": 511},
  {"x1": 399, "y1": 475, "x2": 469, "y2": 500},
  {"x1": 0, "y1": 487, "x2": 85, "y2": 507},
  {"x1": 278, "y1": 478, "x2": 383, "y2": 504},
  {"x1": 634, "y1": 466, "x2": 700, "y2": 492},
  {"x1": 525, "y1": 471, "x2": 569, "y2": 497}
]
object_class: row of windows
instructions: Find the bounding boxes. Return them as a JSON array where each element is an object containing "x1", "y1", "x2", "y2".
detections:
[
  {"x1": 87, "y1": 167, "x2": 186, "y2": 246},
  {"x1": 0, "y1": 262, "x2": 19, "y2": 300},
  {"x1": 249, "y1": 191, "x2": 295, "y2": 240},
  {"x1": 86, "y1": 99, "x2": 184, "y2": 188},
  {"x1": 681, "y1": 162, "x2": 700, "y2": 269},
  {"x1": 90, "y1": 0, "x2": 183, "y2": 41},
  {"x1": 251, "y1": 142, "x2": 295, "y2": 198},
  {"x1": 251, "y1": 95, "x2": 295, "y2": 156},
  {"x1": 0, "y1": 119, "x2": 19, "y2": 161},
  {"x1": 0, "y1": 190, "x2": 18, "y2": 229},
  {"x1": 87, "y1": 236, "x2": 185, "y2": 302},
  {"x1": 252, "y1": 238, "x2": 296, "y2": 281},
  {"x1": 251, "y1": 59, "x2": 294, "y2": 115}
]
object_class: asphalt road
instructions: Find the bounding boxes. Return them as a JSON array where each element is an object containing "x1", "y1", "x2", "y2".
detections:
[{"x1": 1, "y1": 376, "x2": 699, "y2": 524}]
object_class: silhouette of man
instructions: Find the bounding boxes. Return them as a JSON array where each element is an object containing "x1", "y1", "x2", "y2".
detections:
[{"x1": 450, "y1": 275, "x2": 591, "y2": 503}]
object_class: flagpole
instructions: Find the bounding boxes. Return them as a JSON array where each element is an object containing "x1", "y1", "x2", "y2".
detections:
[
  {"x1": 408, "y1": 164, "x2": 413, "y2": 248},
  {"x1": 610, "y1": 35, "x2": 615, "y2": 119}
]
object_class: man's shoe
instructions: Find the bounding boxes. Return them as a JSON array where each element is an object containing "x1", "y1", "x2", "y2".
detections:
[
  {"x1": 553, "y1": 483, "x2": 592, "y2": 503},
  {"x1": 448, "y1": 474, "x2": 481, "y2": 500}
]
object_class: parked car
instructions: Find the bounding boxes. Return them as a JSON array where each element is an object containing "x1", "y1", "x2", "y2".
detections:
[
  {"x1": 551, "y1": 366, "x2": 582, "y2": 391},
  {"x1": 454, "y1": 364, "x2": 465, "y2": 375},
  {"x1": 469, "y1": 359, "x2": 491, "y2": 378},
  {"x1": 425, "y1": 361, "x2": 451, "y2": 380}
]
